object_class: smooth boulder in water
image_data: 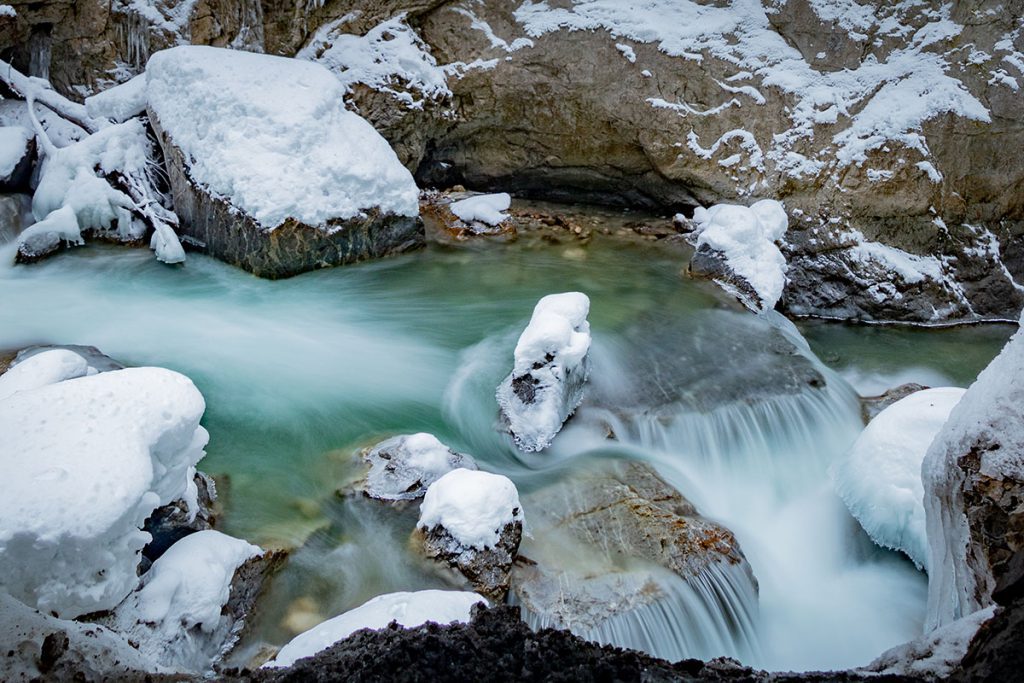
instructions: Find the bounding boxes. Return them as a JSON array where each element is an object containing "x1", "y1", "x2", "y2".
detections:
[
  {"x1": 497, "y1": 292, "x2": 592, "y2": 452},
  {"x1": 510, "y1": 460, "x2": 760, "y2": 662}
]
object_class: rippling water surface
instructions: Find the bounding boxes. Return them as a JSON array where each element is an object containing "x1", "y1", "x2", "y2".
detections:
[{"x1": 0, "y1": 212, "x2": 1012, "y2": 671}]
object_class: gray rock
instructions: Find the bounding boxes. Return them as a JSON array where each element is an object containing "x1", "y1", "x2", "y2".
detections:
[
  {"x1": 860, "y1": 383, "x2": 930, "y2": 424},
  {"x1": 415, "y1": 519, "x2": 522, "y2": 603},
  {"x1": 149, "y1": 113, "x2": 425, "y2": 279},
  {"x1": 348, "y1": 433, "x2": 478, "y2": 502},
  {"x1": 688, "y1": 242, "x2": 767, "y2": 313}
]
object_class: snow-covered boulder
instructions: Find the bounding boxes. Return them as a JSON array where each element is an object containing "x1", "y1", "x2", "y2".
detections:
[
  {"x1": 0, "y1": 347, "x2": 97, "y2": 400},
  {"x1": 688, "y1": 200, "x2": 789, "y2": 313},
  {"x1": 0, "y1": 366, "x2": 208, "y2": 618},
  {"x1": 145, "y1": 46, "x2": 424, "y2": 278},
  {"x1": 110, "y1": 530, "x2": 268, "y2": 672},
  {"x1": 350, "y1": 433, "x2": 478, "y2": 502},
  {"x1": 265, "y1": 590, "x2": 487, "y2": 668},
  {"x1": 924, "y1": 314, "x2": 1024, "y2": 630},
  {"x1": 860, "y1": 382, "x2": 930, "y2": 423},
  {"x1": 416, "y1": 468, "x2": 524, "y2": 601},
  {"x1": 0, "y1": 124, "x2": 34, "y2": 191},
  {"x1": 833, "y1": 387, "x2": 965, "y2": 571},
  {"x1": 496, "y1": 292, "x2": 592, "y2": 452}
]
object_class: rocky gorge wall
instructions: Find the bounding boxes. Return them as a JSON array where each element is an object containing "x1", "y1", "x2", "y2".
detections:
[{"x1": 3, "y1": 0, "x2": 1023, "y2": 323}]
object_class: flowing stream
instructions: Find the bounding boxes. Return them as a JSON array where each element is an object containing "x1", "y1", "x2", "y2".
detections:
[{"x1": 0, "y1": 206, "x2": 1013, "y2": 672}]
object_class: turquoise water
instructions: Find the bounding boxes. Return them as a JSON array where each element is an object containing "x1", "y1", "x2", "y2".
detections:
[{"x1": 0, "y1": 219, "x2": 1012, "y2": 671}]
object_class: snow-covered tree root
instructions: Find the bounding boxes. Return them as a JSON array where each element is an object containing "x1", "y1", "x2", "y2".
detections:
[{"x1": 0, "y1": 59, "x2": 185, "y2": 264}]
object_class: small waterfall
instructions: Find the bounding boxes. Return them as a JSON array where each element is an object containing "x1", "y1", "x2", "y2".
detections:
[
  {"x1": 116, "y1": 10, "x2": 152, "y2": 71},
  {"x1": 28, "y1": 27, "x2": 52, "y2": 81},
  {"x1": 514, "y1": 560, "x2": 761, "y2": 663}
]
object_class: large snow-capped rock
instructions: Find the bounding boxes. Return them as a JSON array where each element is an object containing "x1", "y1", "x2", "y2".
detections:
[
  {"x1": 0, "y1": 366, "x2": 208, "y2": 618},
  {"x1": 687, "y1": 200, "x2": 789, "y2": 313},
  {"x1": 266, "y1": 590, "x2": 487, "y2": 668},
  {"x1": 924, "y1": 313, "x2": 1024, "y2": 630},
  {"x1": 416, "y1": 468, "x2": 524, "y2": 601},
  {"x1": 145, "y1": 46, "x2": 424, "y2": 278},
  {"x1": 833, "y1": 387, "x2": 965, "y2": 571},
  {"x1": 497, "y1": 292, "x2": 591, "y2": 452}
]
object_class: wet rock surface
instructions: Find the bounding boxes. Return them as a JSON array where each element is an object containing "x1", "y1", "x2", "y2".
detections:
[
  {"x1": 150, "y1": 115, "x2": 425, "y2": 279},
  {"x1": 511, "y1": 461, "x2": 756, "y2": 641}
]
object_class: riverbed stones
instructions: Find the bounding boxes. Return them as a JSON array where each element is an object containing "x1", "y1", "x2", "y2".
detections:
[
  {"x1": 346, "y1": 433, "x2": 479, "y2": 502},
  {"x1": 510, "y1": 460, "x2": 756, "y2": 635}
]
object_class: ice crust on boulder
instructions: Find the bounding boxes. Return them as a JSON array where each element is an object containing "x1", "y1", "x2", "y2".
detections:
[
  {"x1": 0, "y1": 367, "x2": 208, "y2": 618},
  {"x1": 266, "y1": 590, "x2": 487, "y2": 668},
  {"x1": 865, "y1": 605, "x2": 995, "y2": 678},
  {"x1": 146, "y1": 46, "x2": 420, "y2": 230},
  {"x1": 692, "y1": 200, "x2": 789, "y2": 312},
  {"x1": 833, "y1": 387, "x2": 965, "y2": 570},
  {"x1": 450, "y1": 193, "x2": 512, "y2": 226},
  {"x1": 418, "y1": 468, "x2": 523, "y2": 550},
  {"x1": 497, "y1": 292, "x2": 592, "y2": 452},
  {"x1": 360, "y1": 432, "x2": 478, "y2": 501},
  {"x1": 924, "y1": 311, "x2": 1024, "y2": 629},
  {"x1": 0, "y1": 347, "x2": 96, "y2": 400}
]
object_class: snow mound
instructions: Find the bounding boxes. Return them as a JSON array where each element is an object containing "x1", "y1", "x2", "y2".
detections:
[
  {"x1": 266, "y1": 590, "x2": 487, "y2": 668},
  {"x1": 418, "y1": 468, "x2": 523, "y2": 550},
  {"x1": 497, "y1": 292, "x2": 592, "y2": 452},
  {"x1": 146, "y1": 46, "x2": 420, "y2": 229},
  {"x1": 362, "y1": 432, "x2": 478, "y2": 501},
  {"x1": 0, "y1": 125, "x2": 32, "y2": 177},
  {"x1": 866, "y1": 605, "x2": 995, "y2": 678},
  {"x1": 833, "y1": 387, "x2": 965, "y2": 570},
  {"x1": 450, "y1": 193, "x2": 512, "y2": 226},
  {"x1": 692, "y1": 200, "x2": 788, "y2": 312},
  {"x1": 0, "y1": 347, "x2": 96, "y2": 400},
  {"x1": 924, "y1": 311, "x2": 1024, "y2": 629},
  {"x1": 85, "y1": 74, "x2": 147, "y2": 123},
  {"x1": 0, "y1": 367, "x2": 208, "y2": 618}
]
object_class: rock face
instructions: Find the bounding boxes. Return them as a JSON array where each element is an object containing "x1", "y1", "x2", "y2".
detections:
[
  {"x1": 347, "y1": 433, "x2": 478, "y2": 502},
  {"x1": 510, "y1": 461, "x2": 759, "y2": 659},
  {"x1": 150, "y1": 114, "x2": 424, "y2": 279},
  {"x1": 5, "y1": 1, "x2": 1023, "y2": 320},
  {"x1": 141, "y1": 470, "x2": 219, "y2": 569},
  {"x1": 416, "y1": 520, "x2": 521, "y2": 603},
  {"x1": 923, "y1": 315, "x2": 1024, "y2": 629}
]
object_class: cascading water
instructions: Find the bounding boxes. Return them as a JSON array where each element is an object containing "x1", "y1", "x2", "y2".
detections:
[{"x1": 0, "y1": 210, "x2": 1009, "y2": 672}]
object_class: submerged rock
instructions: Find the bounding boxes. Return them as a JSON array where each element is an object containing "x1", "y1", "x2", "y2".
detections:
[
  {"x1": 510, "y1": 460, "x2": 759, "y2": 660},
  {"x1": 860, "y1": 383, "x2": 930, "y2": 424},
  {"x1": 346, "y1": 433, "x2": 478, "y2": 502},
  {"x1": 146, "y1": 46, "x2": 424, "y2": 279},
  {"x1": 497, "y1": 292, "x2": 592, "y2": 452},
  {"x1": 415, "y1": 469, "x2": 523, "y2": 602}
]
